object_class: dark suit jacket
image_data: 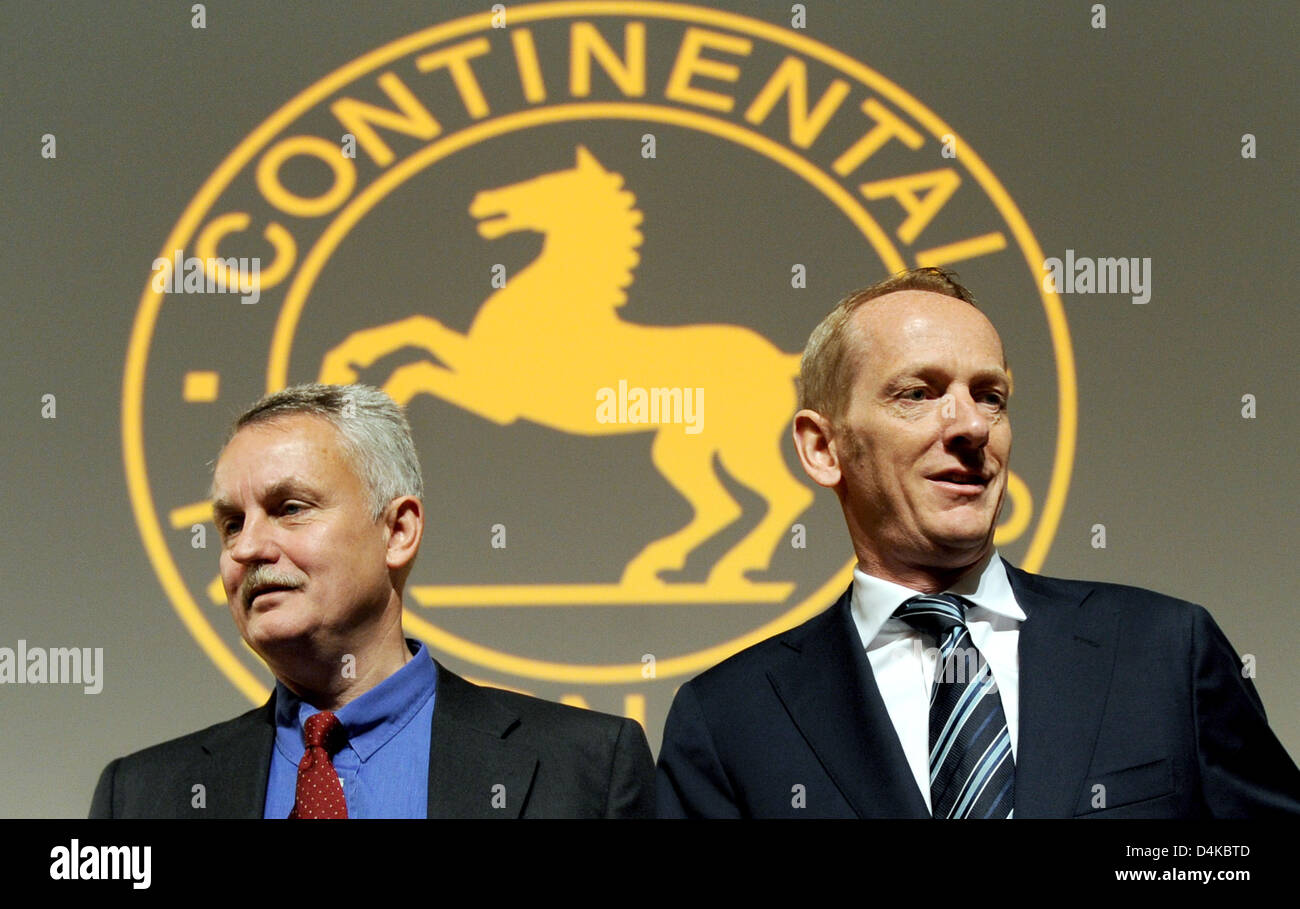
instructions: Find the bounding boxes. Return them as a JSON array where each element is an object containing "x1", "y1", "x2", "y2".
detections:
[
  {"x1": 90, "y1": 661, "x2": 655, "y2": 818},
  {"x1": 657, "y1": 564, "x2": 1300, "y2": 818}
]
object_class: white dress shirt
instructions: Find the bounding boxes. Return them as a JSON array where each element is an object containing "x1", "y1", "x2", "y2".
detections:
[{"x1": 849, "y1": 550, "x2": 1025, "y2": 813}]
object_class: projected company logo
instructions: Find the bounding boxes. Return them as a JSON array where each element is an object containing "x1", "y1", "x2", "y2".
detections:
[{"x1": 124, "y1": 2, "x2": 1075, "y2": 731}]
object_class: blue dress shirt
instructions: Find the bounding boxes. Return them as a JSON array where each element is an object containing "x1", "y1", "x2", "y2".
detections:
[{"x1": 264, "y1": 639, "x2": 438, "y2": 818}]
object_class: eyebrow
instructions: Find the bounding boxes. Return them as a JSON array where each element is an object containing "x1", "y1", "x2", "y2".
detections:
[
  {"x1": 210, "y1": 480, "x2": 319, "y2": 520},
  {"x1": 889, "y1": 364, "x2": 1010, "y2": 384}
]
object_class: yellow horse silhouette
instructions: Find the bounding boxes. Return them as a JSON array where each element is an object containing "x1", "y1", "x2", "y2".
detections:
[{"x1": 320, "y1": 146, "x2": 812, "y2": 593}]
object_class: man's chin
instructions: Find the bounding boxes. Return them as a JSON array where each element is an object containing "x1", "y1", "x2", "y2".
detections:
[
  {"x1": 923, "y1": 523, "x2": 998, "y2": 564},
  {"x1": 240, "y1": 619, "x2": 320, "y2": 662}
]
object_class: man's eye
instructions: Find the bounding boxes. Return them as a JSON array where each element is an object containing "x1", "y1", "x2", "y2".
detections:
[
  {"x1": 903, "y1": 388, "x2": 929, "y2": 401},
  {"x1": 220, "y1": 519, "x2": 241, "y2": 536}
]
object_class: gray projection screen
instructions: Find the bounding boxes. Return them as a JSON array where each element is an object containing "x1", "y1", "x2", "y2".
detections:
[{"x1": 2, "y1": 0, "x2": 1296, "y2": 823}]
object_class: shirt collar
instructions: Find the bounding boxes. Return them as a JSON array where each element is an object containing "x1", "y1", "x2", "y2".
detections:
[
  {"x1": 850, "y1": 551, "x2": 1025, "y2": 648},
  {"x1": 274, "y1": 638, "x2": 438, "y2": 763}
]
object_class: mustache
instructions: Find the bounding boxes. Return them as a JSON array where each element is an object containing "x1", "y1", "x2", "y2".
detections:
[{"x1": 240, "y1": 566, "x2": 305, "y2": 607}]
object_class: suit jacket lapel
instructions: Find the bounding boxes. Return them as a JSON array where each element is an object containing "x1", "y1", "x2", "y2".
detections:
[
  {"x1": 198, "y1": 697, "x2": 275, "y2": 818},
  {"x1": 767, "y1": 586, "x2": 930, "y2": 818},
  {"x1": 203, "y1": 667, "x2": 538, "y2": 818},
  {"x1": 1008, "y1": 563, "x2": 1119, "y2": 818},
  {"x1": 426, "y1": 663, "x2": 538, "y2": 818}
]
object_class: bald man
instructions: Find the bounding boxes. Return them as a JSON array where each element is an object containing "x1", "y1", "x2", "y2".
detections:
[{"x1": 656, "y1": 267, "x2": 1300, "y2": 819}]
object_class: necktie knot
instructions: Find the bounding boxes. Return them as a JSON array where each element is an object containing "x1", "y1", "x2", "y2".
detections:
[
  {"x1": 893, "y1": 592, "x2": 968, "y2": 641},
  {"x1": 290, "y1": 710, "x2": 348, "y2": 819},
  {"x1": 303, "y1": 710, "x2": 345, "y2": 753}
]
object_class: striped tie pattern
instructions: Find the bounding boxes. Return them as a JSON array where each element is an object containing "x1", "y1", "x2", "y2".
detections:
[{"x1": 893, "y1": 593, "x2": 1014, "y2": 818}]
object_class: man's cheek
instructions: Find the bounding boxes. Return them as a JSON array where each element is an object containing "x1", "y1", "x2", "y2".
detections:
[{"x1": 218, "y1": 560, "x2": 240, "y2": 605}]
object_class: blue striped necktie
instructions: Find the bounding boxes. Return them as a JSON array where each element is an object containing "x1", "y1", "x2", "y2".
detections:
[{"x1": 893, "y1": 593, "x2": 1015, "y2": 818}]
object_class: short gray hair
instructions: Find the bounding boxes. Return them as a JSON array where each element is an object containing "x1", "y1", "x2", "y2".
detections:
[{"x1": 223, "y1": 383, "x2": 423, "y2": 519}]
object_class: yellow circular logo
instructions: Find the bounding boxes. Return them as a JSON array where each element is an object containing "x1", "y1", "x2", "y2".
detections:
[{"x1": 125, "y1": 2, "x2": 1075, "y2": 728}]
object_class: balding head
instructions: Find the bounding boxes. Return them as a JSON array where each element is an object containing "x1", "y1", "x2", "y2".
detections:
[{"x1": 792, "y1": 276, "x2": 1012, "y2": 591}]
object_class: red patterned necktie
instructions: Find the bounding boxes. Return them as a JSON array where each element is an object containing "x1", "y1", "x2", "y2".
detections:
[{"x1": 288, "y1": 710, "x2": 348, "y2": 819}]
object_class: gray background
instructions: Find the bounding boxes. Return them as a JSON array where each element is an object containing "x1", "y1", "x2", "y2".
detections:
[{"x1": 1, "y1": 0, "x2": 1295, "y2": 817}]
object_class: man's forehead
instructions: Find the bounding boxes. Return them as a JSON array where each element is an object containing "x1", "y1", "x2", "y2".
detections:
[
  {"x1": 211, "y1": 414, "x2": 345, "y2": 496},
  {"x1": 846, "y1": 290, "x2": 1006, "y2": 368},
  {"x1": 219, "y1": 413, "x2": 340, "y2": 457}
]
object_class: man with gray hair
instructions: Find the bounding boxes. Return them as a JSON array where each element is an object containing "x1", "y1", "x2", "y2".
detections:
[{"x1": 91, "y1": 383, "x2": 654, "y2": 818}]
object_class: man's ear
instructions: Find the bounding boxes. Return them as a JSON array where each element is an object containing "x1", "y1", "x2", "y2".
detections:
[
  {"x1": 792, "y1": 409, "x2": 843, "y2": 489},
  {"x1": 383, "y1": 496, "x2": 424, "y2": 572}
]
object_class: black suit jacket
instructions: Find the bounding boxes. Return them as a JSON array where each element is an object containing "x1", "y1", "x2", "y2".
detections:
[
  {"x1": 90, "y1": 661, "x2": 654, "y2": 818},
  {"x1": 656, "y1": 564, "x2": 1300, "y2": 818}
]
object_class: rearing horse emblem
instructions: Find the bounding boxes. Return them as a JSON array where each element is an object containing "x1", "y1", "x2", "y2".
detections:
[{"x1": 320, "y1": 146, "x2": 812, "y2": 605}]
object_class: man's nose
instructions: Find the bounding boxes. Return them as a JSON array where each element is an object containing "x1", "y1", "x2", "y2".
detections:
[
  {"x1": 941, "y1": 388, "x2": 991, "y2": 448},
  {"x1": 228, "y1": 512, "x2": 278, "y2": 564}
]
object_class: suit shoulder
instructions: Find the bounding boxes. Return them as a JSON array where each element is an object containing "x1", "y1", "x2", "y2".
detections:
[
  {"x1": 483, "y1": 685, "x2": 633, "y2": 734},
  {"x1": 437, "y1": 667, "x2": 641, "y2": 751},
  {"x1": 1012, "y1": 567, "x2": 1213, "y2": 636},
  {"x1": 439, "y1": 671, "x2": 655, "y2": 817},
  {"x1": 107, "y1": 703, "x2": 269, "y2": 769},
  {"x1": 1016, "y1": 567, "x2": 1198, "y2": 611},
  {"x1": 90, "y1": 703, "x2": 271, "y2": 818},
  {"x1": 680, "y1": 598, "x2": 840, "y2": 696}
]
